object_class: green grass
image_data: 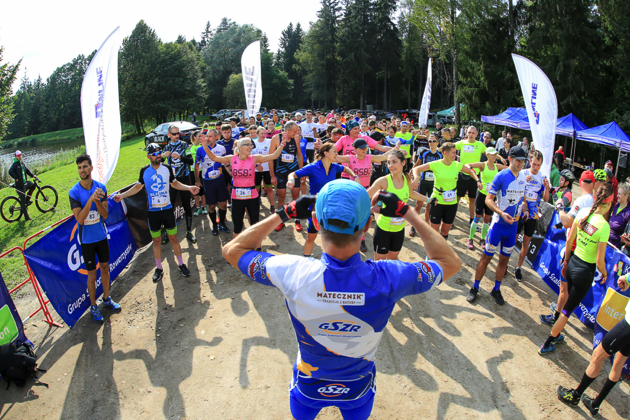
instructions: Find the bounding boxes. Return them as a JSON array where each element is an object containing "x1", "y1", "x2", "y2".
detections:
[
  {"x1": 2, "y1": 128, "x2": 85, "y2": 149},
  {"x1": 0, "y1": 136, "x2": 148, "y2": 288}
]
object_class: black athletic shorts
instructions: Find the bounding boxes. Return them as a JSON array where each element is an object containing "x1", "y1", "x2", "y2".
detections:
[
  {"x1": 430, "y1": 203, "x2": 458, "y2": 225},
  {"x1": 602, "y1": 318, "x2": 630, "y2": 357},
  {"x1": 203, "y1": 178, "x2": 230, "y2": 205},
  {"x1": 148, "y1": 208, "x2": 177, "y2": 233},
  {"x1": 276, "y1": 169, "x2": 299, "y2": 190},
  {"x1": 419, "y1": 181, "x2": 435, "y2": 198},
  {"x1": 457, "y1": 173, "x2": 478, "y2": 198},
  {"x1": 255, "y1": 171, "x2": 272, "y2": 187},
  {"x1": 223, "y1": 169, "x2": 232, "y2": 188},
  {"x1": 475, "y1": 192, "x2": 493, "y2": 217},
  {"x1": 563, "y1": 255, "x2": 597, "y2": 317},
  {"x1": 306, "y1": 149, "x2": 315, "y2": 163},
  {"x1": 81, "y1": 239, "x2": 109, "y2": 271},
  {"x1": 373, "y1": 225, "x2": 405, "y2": 254},
  {"x1": 517, "y1": 217, "x2": 537, "y2": 237}
]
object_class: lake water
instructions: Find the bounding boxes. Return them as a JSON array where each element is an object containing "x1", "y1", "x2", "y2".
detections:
[{"x1": 0, "y1": 139, "x2": 85, "y2": 168}]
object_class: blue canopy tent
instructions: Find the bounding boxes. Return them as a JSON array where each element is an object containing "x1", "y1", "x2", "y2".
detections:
[
  {"x1": 437, "y1": 104, "x2": 465, "y2": 117},
  {"x1": 481, "y1": 107, "x2": 531, "y2": 130},
  {"x1": 576, "y1": 122, "x2": 630, "y2": 176},
  {"x1": 555, "y1": 113, "x2": 588, "y2": 163}
]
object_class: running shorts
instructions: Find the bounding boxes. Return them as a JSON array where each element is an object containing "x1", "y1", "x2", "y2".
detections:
[
  {"x1": 475, "y1": 192, "x2": 493, "y2": 217},
  {"x1": 276, "y1": 170, "x2": 299, "y2": 190},
  {"x1": 419, "y1": 181, "x2": 435, "y2": 198},
  {"x1": 517, "y1": 217, "x2": 537, "y2": 238},
  {"x1": 430, "y1": 203, "x2": 457, "y2": 225},
  {"x1": 373, "y1": 225, "x2": 405, "y2": 254},
  {"x1": 80, "y1": 239, "x2": 109, "y2": 271},
  {"x1": 563, "y1": 255, "x2": 596, "y2": 317},
  {"x1": 457, "y1": 173, "x2": 478, "y2": 198},
  {"x1": 255, "y1": 171, "x2": 273, "y2": 188},
  {"x1": 484, "y1": 222, "x2": 517, "y2": 258},
  {"x1": 148, "y1": 208, "x2": 177, "y2": 237},
  {"x1": 602, "y1": 318, "x2": 630, "y2": 357},
  {"x1": 307, "y1": 218, "x2": 318, "y2": 234},
  {"x1": 203, "y1": 178, "x2": 230, "y2": 206}
]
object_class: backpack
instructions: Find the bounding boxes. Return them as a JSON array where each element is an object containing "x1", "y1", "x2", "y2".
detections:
[{"x1": 0, "y1": 340, "x2": 48, "y2": 389}]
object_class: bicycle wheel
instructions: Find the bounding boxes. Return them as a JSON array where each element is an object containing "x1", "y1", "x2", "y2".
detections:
[
  {"x1": 1, "y1": 196, "x2": 23, "y2": 223},
  {"x1": 35, "y1": 185, "x2": 58, "y2": 213}
]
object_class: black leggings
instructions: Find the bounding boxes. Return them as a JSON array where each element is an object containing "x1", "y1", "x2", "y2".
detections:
[
  {"x1": 232, "y1": 198, "x2": 260, "y2": 234},
  {"x1": 170, "y1": 179, "x2": 193, "y2": 231},
  {"x1": 563, "y1": 255, "x2": 596, "y2": 317}
]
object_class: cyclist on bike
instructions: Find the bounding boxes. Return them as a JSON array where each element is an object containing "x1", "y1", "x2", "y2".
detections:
[{"x1": 8, "y1": 150, "x2": 38, "y2": 221}]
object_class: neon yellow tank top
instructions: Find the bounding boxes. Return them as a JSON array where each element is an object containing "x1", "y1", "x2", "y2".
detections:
[
  {"x1": 479, "y1": 162, "x2": 499, "y2": 195},
  {"x1": 376, "y1": 174, "x2": 409, "y2": 232}
]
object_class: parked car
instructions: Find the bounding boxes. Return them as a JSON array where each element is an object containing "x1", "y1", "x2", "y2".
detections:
[
  {"x1": 211, "y1": 109, "x2": 230, "y2": 119},
  {"x1": 145, "y1": 121, "x2": 199, "y2": 147},
  {"x1": 426, "y1": 113, "x2": 448, "y2": 127},
  {"x1": 291, "y1": 109, "x2": 308, "y2": 117}
]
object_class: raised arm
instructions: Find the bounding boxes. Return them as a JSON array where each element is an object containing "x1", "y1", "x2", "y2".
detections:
[
  {"x1": 112, "y1": 183, "x2": 144, "y2": 202},
  {"x1": 371, "y1": 142, "x2": 400, "y2": 163}
]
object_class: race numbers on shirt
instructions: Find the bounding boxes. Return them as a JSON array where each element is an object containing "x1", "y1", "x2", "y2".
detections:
[
  {"x1": 235, "y1": 188, "x2": 252, "y2": 199},
  {"x1": 425, "y1": 172, "x2": 434, "y2": 181},
  {"x1": 443, "y1": 190, "x2": 456, "y2": 202},
  {"x1": 84, "y1": 210, "x2": 101, "y2": 225},
  {"x1": 151, "y1": 194, "x2": 169, "y2": 208},
  {"x1": 390, "y1": 217, "x2": 405, "y2": 226},
  {"x1": 463, "y1": 145, "x2": 475, "y2": 153},
  {"x1": 207, "y1": 169, "x2": 220, "y2": 179},
  {"x1": 281, "y1": 153, "x2": 294, "y2": 163}
]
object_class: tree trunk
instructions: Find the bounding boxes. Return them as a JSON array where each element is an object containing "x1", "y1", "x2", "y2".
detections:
[
  {"x1": 419, "y1": 56, "x2": 423, "y2": 111},
  {"x1": 453, "y1": 48, "x2": 459, "y2": 128},
  {"x1": 134, "y1": 111, "x2": 142, "y2": 135}
]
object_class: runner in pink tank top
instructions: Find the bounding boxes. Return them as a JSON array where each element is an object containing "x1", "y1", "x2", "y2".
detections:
[
  {"x1": 231, "y1": 155, "x2": 259, "y2": 200},
  {"x1": 337, "y1": 138, "x2": 399, "y2": 188}
]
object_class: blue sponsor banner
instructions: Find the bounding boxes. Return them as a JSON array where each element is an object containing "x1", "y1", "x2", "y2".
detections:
[
  {"x1": 0, "y1": 272, "x2": 29, "y2": 346},
  {"x1": 23, "y1": 199, "x2": 136, "y2": 328}
]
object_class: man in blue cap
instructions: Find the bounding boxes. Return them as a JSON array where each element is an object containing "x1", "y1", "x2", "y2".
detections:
[{"x1": 223, "y1": 179, "x2": 461, "y2": 420}]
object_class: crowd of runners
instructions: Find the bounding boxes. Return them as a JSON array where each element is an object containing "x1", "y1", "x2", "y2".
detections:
[{"x1": 66, "y1": 108, "x2": 629, "y2": 419}]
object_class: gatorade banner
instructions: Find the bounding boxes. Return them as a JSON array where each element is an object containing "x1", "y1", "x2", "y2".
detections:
[
  {"x1": 418, "y1": 58, "x2": 432, "y2": 127},
  {"x1": 23, "y1": 199, "x2": 136, "y2": 328},
  {"x1": 0, "y1": 272, "x2": 29, "y2": 346},
  {"x1": 241, "y1": 40, "x2": 262, "y2": 118}
]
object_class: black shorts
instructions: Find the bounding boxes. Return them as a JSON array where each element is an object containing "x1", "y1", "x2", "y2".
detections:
[
  {"x1": 80, "y1": 239, "x2": 109, "y2": 271},
  {"x1": 255, "y1": 171, "x2": 272, "y2": 187},
  {"x1": 148, "y1": 208, "x2": 177, "y2": 233},
  {"x1": 307, "y1": 218, "x2": 318, "y2": 234},
  {"x1": 223, "y1": 169, "x2": 232, "y2": 187},
  {"x1": 457, "y1": 173, "x2": 478, "y2": 198},
  {"x1": 419, "y1": 181, "x2": 435, "y2": 198},
  {"x1": 203, "y1": 177, "x2": 230, "y2": 205},
  {"x1": 430, "y1": 203, "x2": 457, "y2": 225},
  {"x1": 475, "y1": 192, "x2": 493, "y2": 217},
  {"x1": 276, "y1": 168, "x2": 299, "y2": 190},
  {"x1": 373, "y1": 226, "x2": 405, "y2": 254},
  {"x1": 306, "y1": 149, "x2": 315, "y2": 163},
  {"x1": 517, "y1": 217, "x2": 537, "y2": 237},
  {"x1": 563, "y1": 255, "x2": 596, "y2": 317},
  {"x1": 602, "y1": 318, "x2": 630, "y2": 357}
]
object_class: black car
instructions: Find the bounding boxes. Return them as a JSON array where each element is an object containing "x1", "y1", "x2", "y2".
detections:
[{"x1": 145, "y1": 121, "x2": 199, "y2": 147}]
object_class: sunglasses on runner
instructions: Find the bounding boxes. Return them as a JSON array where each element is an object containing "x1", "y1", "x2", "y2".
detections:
[
  {"x1": 240, "y1": 143, "x2": 253, "y2": 147},
  {"x1": 170, "y1": 132, "x2": 180, "y2": 136},
  {"x1": 149, "y1": 151, "x2": 162, "y2": 156},
  {"x1": 429, "y1": 140, "x2": 438, "y2": 143}
]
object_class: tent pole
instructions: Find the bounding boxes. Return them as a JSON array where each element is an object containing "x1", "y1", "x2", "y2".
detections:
[{"x1": 616, "y1": 148, "x2": 621, "y2": 178}]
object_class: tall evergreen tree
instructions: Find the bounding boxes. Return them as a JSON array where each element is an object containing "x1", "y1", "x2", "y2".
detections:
[{"x1": 0, "y1": 45, "x2": 20, "y2": 140}]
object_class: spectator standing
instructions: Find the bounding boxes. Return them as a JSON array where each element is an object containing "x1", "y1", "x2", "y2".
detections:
[
  {"x1": 554, "y1": 146, "x2": 565, "y2": 168},
  {"x1": 609, "y1": 183, "x2": 630, "y2": 249}
]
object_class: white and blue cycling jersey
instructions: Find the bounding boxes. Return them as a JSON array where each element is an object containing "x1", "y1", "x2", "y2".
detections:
[
  {"x1": 488, "y1": 168, "x2": 527, "y2": 227},
  {"x1": 195, "y1": 144, "x2": 226, "y2": 181},
  {"x1": 521, "y1": 169, "x2": 546, "y2": 220},
  {"x1": 384, "y1": 135, "x2": 398, "y2": 147},
  {"x1": 138, "y1": 163, "x2": 175, "y2": 211},
  {"x1": 238, "y1": 251, "x2": 444, "y2": 382},
  {"x1": 232, "y1": 126, "x2": 247, "y2": 139}
]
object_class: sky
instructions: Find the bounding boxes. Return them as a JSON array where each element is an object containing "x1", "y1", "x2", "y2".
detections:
[{"x1": 1, "y1": 0, "x2": 322, "y2": 93}]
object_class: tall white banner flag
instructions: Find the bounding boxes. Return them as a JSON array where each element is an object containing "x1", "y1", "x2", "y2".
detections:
[
  {"x1": 512, "y1": 54, "x2": 557, "y2": 178},
  {"x1": 241, "y1": 41, "x2": 262, "y2": 118},
  {"x1": 81, "y1": 27, "x2": 122, "y2": 185},
  {"x1": 418, "y1": 58, "x2": 432, "y2": 127}
]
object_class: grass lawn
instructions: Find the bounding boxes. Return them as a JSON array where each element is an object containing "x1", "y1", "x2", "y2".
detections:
[
  {"x1": 0, "y1": 136, "x2": 148, "y2": 288},
  {"x1": 2, "y1": 127, "x2": 85, "y2": 148}
]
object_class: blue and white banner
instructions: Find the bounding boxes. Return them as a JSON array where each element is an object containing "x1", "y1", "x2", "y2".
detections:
[
  {"x1": 512, "y1": 54, "x2": 557, "y2": 179},
  {"x1": 241, "y1": 40, "x2": 262, "y2": 118},
  {"x1": 23, "y1": 199, "x2": 136, "y2": 328},
  {"x1": 0, "y1": 272, "x2": 29, "y2": 346},
  {"x1": 418, "y1": 58, "x2": 432, "y2": 128}
]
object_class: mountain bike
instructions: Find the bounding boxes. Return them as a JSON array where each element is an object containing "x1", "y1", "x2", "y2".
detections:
[{"x1": 1, "y1": 178, "x2": 59, "y2": 223}]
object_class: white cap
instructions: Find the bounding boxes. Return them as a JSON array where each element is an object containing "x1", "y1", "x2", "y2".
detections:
[
  {"x1": 15, "y1": 150, "x2": 22, "y2": 156},
  {"x1": 368, "y1": 115, "x2": 376, "y2": 120},
  {"x1": 295, "y1": 112, "x2": 303, "y2": 117}
]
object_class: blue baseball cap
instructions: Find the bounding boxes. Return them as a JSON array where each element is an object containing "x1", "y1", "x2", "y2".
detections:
[
  {"x1": 315, "y1": 180, "x2": 371, "y2": 235},
  {"x1": 346, "y1": 120, "x2": 359, "y2": 132}
]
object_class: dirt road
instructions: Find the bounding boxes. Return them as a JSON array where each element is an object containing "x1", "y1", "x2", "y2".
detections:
[{"x1": 1, "y1": 202, "x2": 628, "y2": 419}]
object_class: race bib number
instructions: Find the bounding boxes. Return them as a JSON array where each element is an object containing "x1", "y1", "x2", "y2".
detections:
[
  {"x1": 151, "y1": 194, "x2": 169, "y2": 208},
  {"x1": 84, "y1": 210, "x2": 101, "y2": 225},
  {"x1": 486, "y1": 183, "x2": 492, "y2": 192},
  {"x1": 235, "y1": 188, "x2": 252, "y2": 199},
  {"x1": 207, "y1": 169, "x2": 220, "y2": 179},
  {"x1": 443, "y1": 190, "x2": 456, "y2": 202},
  {"x1": 281, "y1": 153, "x2": 294, "y2": 163},
  {"x1": 425, "y1": 172, "x2": 434, "y2": 181},
  {"x1": 463, "y1": 145, "x2": 475, "y2": 153},
  {"x1": 525, "y1": 190, "x2": 538, "y2": 200},
  {"x1": 390, "y1": 217, "x2": 405, "y2": 226}
]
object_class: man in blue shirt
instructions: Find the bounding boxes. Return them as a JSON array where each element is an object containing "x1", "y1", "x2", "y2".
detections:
[
  {"x1": 69, "y1": 154, "x2": 121, "y2": 324},
  {"x1": 222, "y1": 180, "x2": 461, "y2": 420}
]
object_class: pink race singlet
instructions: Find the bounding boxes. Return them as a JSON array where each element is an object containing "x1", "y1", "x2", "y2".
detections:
[
  {"x1": 342, "y1": 155, "x2": 372, "y2": 187},
  {"x1": 231, "y1": 155, "x2": 259, "y2": 200}
]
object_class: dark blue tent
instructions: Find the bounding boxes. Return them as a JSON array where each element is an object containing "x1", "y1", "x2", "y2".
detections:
[
  {"x1": 555, "y1": 113, "x2": 588, "y2": 137},
  {"x1": 576, "y1": 122, "x2": 630, "y2": 174},
  {"x1": 481, "y1": 107, "x2": 531, "y2": 130}
]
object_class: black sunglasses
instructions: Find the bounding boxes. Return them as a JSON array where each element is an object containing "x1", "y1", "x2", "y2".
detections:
[{"x1": 170, "y1": 132, "x2": 180, "y2": 136}]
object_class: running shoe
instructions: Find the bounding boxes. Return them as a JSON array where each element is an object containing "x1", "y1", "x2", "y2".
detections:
[
  {"x1": 538, "y1": 343, "x2": 556, "y2": 355},
  {"x1": 295, "y1": 220, "x2": 303, "y2": 232},
  {"x1": 479, "y1": 237, "x2": 485, "y2": 247},
  {"x1": 91, "y1": 305, "x2": 104, "y2": 324},
  {"x1": 201, "y1": 207, "x2": 208, "y2": 215},
  {"x1": 540, "y1": 314, "x2": 556, "y2": 326},
  {"x1": 409, "y1": 227, "x2": 416, "y2": 237},
  {"x1": 186, "y1": 231, "x2": 197, "y2": 244},
  {"x1": 581, "y1": 394, "x2": 600, "y2": 416},
  {"x1": 152, "y1": 268, "x2": 164, "y2": 283},
  {"x1": 161, "y1": 233, "x2": 169, "y2": 244},
  {"x1": 194, "y1": 208, "x2": 203, "y2": 216},
  {"x1": 466, "y1": 287, "x2": 478, "y2": 303},
  {"x1": 275, "y1": 223, "x2": 285, "y2": 232},
  {"x1": 270, "y1": 206, "x2": 275, "y2": 214},
  {"x1": 178, "y1": 264, "x2": 191, "y2": 277},
  {"x1": 211, "y1": 226, "x2": 219, "y2": 236},
  {"x1": 550, "y1": 302, "x2": 558, "y2": 313},
  {"x1": 102, "y1": 297, "x2": 121, "y2": 312},
  {"x1": 467, "y1": 239, "x2": 474, "y2": 250},
  {"x1": 557, "y1": 386, "x2": 580, "y2": 407},
  {"x1": 218, "y1": 223, "x2": 231, "y2": 233},
  {"x1": 262, "y1": 190, "x2": 267, "y2": 198},
  {"x1": 360, "y1": 240, "x2": 367, "y2": 253},
  {"x1": 490, "y1": 289, "x2": 505, "y2": 305},
  {"x1": 551, "y1": 334, "x2": 565, "y2": 343},
  {"x1": 227, "y1": 199, "x2": 232, "y2": 208},
  {"x1": 515, "y1": 267, "x2": 523, "y2": 282}
]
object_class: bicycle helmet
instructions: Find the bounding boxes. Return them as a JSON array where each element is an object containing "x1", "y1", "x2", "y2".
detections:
[
  {"x1": 593, "y1": 169, "x2": 607, "y2": 181},
  {"x1": 560, "y1": 169, "x2": 575, "y2": 183},
  {"x1": 146, "y1": 143, "x2": 162, "y2": 155}
]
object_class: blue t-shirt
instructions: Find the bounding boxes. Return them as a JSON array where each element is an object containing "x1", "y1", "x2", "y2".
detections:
[
  {"x1": 138, "y1": 164, "x2": 175, "y2": 211},
  {"x1": 218, "y1": 138, "x2": 235, "y2": 155},
  {"x1": 294, "y1": 161, "x2": 345, "y2": 194},
  {"x1": 68, "y1": 180, "x2": 108, "y2": 244},
  {"x1": 196, "y1": 143, "x2": 227, "y2": 180},
  {"x1": 237, "y1": 251, "x2": 444, "y2": 381},
  {"x1": 488, "y1": 168, "x2": 527, "y2": 226}
]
